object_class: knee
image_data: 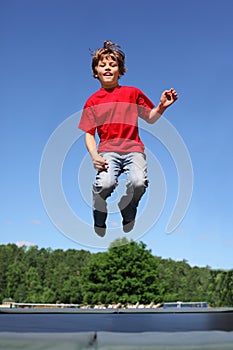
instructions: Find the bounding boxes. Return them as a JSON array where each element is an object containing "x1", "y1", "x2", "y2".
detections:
[
  {"x1": 93, "y1": 177, "x2": 116, "y2": 197},
  {"x1": 130, "y1": 177, "x2": 148, "y2": 192},
  {"x1": 101, "y1": 177, "x2": 117, "y2": 191}
]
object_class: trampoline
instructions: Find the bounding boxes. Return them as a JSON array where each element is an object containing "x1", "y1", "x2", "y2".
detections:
[
  {"x1": 1, "y1": 307, "x2": 233, "y2": 332},
  {"x1": 1, "y1": 307, "x2": 233, "y2": 349}
]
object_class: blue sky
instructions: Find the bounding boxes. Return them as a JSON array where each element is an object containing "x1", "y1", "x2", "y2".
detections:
[{"x1": 1, "y1": 0, "x2": 233, "y2": 270}]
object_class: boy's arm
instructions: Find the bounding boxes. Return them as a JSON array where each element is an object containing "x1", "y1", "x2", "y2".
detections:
[
  {"x1": 85, "y1": 132, "x2": 108, "y2": 171},
  {"x1": 148, "y1": 88, "x2": 178, "y2": 124}
]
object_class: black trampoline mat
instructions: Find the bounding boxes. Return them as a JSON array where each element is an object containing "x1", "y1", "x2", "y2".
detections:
[{"x1": 1, "y1": 307, "x2": 233, "y2": 333}]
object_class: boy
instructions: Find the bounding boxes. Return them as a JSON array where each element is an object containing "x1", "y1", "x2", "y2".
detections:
[{"x1": 78, "y1": 41, "x2": 178, "y2": 237}]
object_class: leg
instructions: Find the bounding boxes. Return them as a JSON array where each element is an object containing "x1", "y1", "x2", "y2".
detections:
[
  {"x1": 118, "y1": 152, "x2": 148, "y2": 232},
  {"x1": 93, "y1": 152, "x2": 122, "y2": 236}
]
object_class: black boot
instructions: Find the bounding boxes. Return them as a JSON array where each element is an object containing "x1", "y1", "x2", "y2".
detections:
[
  {"x1": 119, "y1": 201, "x2": 137, "y2": 233},
  {"x1": 93, "y1": 210, "x2": 107, "y2": 237}
]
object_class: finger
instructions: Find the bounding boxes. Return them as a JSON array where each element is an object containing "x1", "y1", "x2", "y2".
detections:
[
  {"x1": 95, "y1": 164, "x2": 105, "y2": 171},
  {"x1": 169, "y1": 88, "x2": 178, "y2": 99},
  {"x1": 171, "y1": 88, "x2": 178, "y2": 96},
  {"x1": 96, "y1": 158, "x2": 108, "y2": 166},
  {"x1": 173, "y1": 91, "x2": 178, "y2": 100},
  {"x1": 165, "y1": 91, "x2": 172, "y2": 101},
  {"x1": 99, "y1": 157, "x2": 108, "y2": 164}
]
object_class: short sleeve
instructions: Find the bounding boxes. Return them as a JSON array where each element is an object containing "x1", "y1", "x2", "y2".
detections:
[
  {"x1": 78, "y1": 103, "x2": 97, "y2": 135},
  {"x1": 136, "y1": 89, "x2": 155, "y2": 121}
]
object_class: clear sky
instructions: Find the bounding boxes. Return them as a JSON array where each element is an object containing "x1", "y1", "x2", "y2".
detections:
[{"x1": 1, "y1": 0, "x2": 233, "y2": 270}]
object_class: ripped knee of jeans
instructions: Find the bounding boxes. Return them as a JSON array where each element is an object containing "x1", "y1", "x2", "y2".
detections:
[{"x1": 93, "y1": 183, "x2": 116, "y2": 200}]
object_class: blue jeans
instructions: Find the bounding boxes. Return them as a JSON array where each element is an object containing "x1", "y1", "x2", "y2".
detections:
[{"x1": 93, "y1": 152, "x2": 148, "y2": 226}]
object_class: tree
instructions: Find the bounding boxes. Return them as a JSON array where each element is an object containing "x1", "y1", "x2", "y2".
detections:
[
  {"x1": 24, "y1": 266, "x2": 43, "y2": 303},
  {"x1": 40, "y1": 287, "x2": 56, "y2": 303},
  {"x1": 61, "y1": 276, "x2": 83, "y2": 304},
  {"x1": 0, "y1": 244, "x2": 26, "y2": 301},
  {"x1": 82, "y1": 240, "x2": 163, "y2": 305},
  {"x1": 6, "y1": 261, "x2": 27, "y2": 301},
  {"x1": 0, "y1": 243, "x2": 231, "y2": 307}
]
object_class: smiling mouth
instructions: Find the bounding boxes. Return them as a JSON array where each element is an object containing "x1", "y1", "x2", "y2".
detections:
[{"x1": 103, "y1": 72, "x2": 113, "y2": 76}]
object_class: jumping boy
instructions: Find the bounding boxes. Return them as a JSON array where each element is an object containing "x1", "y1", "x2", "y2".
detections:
[{"x1": 78, "y1": 41, "x2": 178, "y2": 237}]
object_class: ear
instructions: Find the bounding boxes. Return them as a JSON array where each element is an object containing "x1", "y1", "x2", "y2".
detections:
[{"x1": 94, "y1": 70, "x2": 99, "y2": 78}]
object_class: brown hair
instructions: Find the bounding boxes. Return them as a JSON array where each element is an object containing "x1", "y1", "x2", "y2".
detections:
[{"x1": 90, "y1": 40, "x2": 127, "y2": 79}]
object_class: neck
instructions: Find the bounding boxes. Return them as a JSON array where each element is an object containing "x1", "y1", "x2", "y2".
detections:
[{"x1": 101, "y1": 82, "x2": 119, "y2": 90}]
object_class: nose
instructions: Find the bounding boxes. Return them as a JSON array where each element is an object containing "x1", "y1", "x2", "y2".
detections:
[{"x1": 105, "y1": 64, "x2": 111, "y2": 70}]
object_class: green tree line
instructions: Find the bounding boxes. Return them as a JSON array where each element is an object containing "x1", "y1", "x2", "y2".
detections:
[{"x1": 0, "y1": 240, "x2": 232, "y2": 307}]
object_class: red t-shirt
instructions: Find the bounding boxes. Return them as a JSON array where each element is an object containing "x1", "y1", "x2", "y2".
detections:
[{"x1": 78, "y1": 85, "x2": 154, "y2": 153}]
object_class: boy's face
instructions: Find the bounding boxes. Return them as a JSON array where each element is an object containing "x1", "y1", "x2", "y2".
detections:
[{"x1": 95, "y1": 55, "x2": 120, "y2": 89}]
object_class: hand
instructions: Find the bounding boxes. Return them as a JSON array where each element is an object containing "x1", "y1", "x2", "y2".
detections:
[
  {"x1": 160, "y1": 88, "x2": 178, "y2": 108},
  {"x1": 92, "y1": 154, "x2": 108, "y2": 171}
]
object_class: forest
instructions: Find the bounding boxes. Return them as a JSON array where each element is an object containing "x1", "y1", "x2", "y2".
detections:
[{"x1": 0, "y1": 239, "x2": 232, "y2": 307}]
